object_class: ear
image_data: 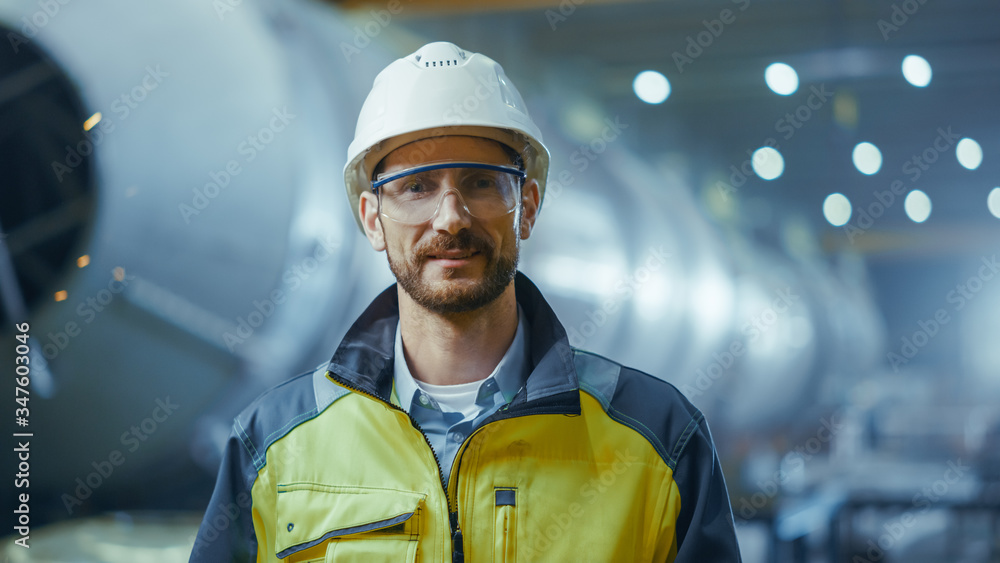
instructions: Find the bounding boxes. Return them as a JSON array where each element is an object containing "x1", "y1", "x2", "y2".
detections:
[
  {"x1": 359, "y1": 191, "x2": 386, "y2": 251},
  {"x1": 519, "y1": 178, "x2": 541, "y2": 239}
]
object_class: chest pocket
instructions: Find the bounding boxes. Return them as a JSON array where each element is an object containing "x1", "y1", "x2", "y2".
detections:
[{"x1": 274, "y1": 483, "x2": 424, "y2": 562}]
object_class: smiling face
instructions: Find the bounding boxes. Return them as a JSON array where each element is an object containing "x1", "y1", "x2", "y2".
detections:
[{"x1": 359, "y1": 135, "x2": 539, "y2": 315}]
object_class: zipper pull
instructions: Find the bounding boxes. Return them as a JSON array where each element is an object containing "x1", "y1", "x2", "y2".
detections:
[{"x1": 450, "y1": 511, "x2": 464, "y2": 563}]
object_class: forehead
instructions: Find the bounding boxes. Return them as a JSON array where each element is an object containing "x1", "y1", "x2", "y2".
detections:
[{"x1": 381, "y1": 136, "x2": 510, "y2": 172}]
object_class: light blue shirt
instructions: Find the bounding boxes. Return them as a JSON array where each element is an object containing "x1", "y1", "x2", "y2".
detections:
[{"x1": 392, "y1": 305, "x2": 529, "y2": 485}]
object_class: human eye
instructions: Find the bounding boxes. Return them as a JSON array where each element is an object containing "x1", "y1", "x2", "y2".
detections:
[
  {"x1": 467, "y1": 172, "x2": 499, "y2": 190},
  {"x1": 403, "y1": 179, "x2": 429, "y2": 193},
  {"x1": 391, "y1": 175, "x2": 435, "y2": 198}
]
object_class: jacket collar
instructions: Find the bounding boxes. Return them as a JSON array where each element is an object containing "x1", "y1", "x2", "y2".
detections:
[{"x1": 327, "y1": 272, "x2": 580, "y2": 413}]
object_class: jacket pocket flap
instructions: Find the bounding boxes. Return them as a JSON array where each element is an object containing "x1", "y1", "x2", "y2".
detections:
[{"x1": 274, "y1": 483, "x2": 424, "y2": 558}]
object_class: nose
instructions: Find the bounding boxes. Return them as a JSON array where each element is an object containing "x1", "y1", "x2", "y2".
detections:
[{"x1": 431, "y1": 188, "x2": 472, "y2": 234}]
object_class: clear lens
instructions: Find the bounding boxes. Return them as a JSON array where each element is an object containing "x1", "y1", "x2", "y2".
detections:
[{"x1": 374, "y1": 162, "x2": 525, "y2": 224}]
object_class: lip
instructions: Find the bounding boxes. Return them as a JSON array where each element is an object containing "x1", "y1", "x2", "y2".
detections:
[{"x1": 426, "y1": 251, "x2": 481, "y2": 266}]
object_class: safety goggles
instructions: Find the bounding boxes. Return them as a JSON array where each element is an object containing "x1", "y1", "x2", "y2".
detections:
[{"x1": 372, "y1": 161, "x2": 526, "y2": 224}]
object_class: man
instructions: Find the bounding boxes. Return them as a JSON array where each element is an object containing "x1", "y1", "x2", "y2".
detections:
[{"x1": 191, "y1": 41, "x2": 741, "y2": 562}]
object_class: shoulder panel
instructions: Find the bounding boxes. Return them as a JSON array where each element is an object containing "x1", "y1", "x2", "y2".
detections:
[
  {"x1": 234, "y1": 362, "x2": 349, "y2": 471},
  {"x1": 573, "y1": 348, "x2": 703, "y2": 471}
]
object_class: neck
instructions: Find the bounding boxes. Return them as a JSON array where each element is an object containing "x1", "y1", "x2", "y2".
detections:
[{"x1": 398, "y1": 282, "x2": 518, "y2": 386}]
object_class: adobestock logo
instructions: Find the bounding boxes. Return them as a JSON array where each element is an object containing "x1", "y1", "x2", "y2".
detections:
[
  {"x1": 51, "y1": 65, "x2": 169, "y2": 183},
  {"x1": 735, "y1": 415, "x2": 844, "y2": 521},
  {"x1": 6, "y1": 0, "x2": 74, "y2": 54},
  {"x1": 887, "y1": 254, "x2": 999, "y2": 372},
  {"x1": 565, "y1": 245, "x2": 671, "y2": 348},
  {"x1": 877, "y1": 0, "x2": 932, "y2": 41},
  {"x1": 61, "y1": 397, "x2": 180, "y2": 514},
  {"x1": 545, "y1": 116, "x2": 630, "y2": 205},
  {"x1": 339, "y1": 0, "x2": 414, "y2": 63},
  {"x1": 843, "y1": 126, "x2": 959, "y2": 243},
  {"x1": 544, "y1": 0, "x2": 587, "y2": 30},
  {"x1": 671, "y1": 0, "x2": 752, "y2": 73},
  {"x1": 852, "y1": 458, "x2": 969, "y2": 562},
  {"x1": 222, "y1": 236, "x2": 341, "y2": 351},
  {"x1": 178, "y1": 106, "x2": 296, "y2": 223},
  {"x1": 716, "y1": 85, "x2": 833, "y2": 201},
  {"x1": 521, "y1": 449, "x2": 639, "y2": 557},
  {"x1": 681, "y1": 286, "x2": 800, "y2": 399}
]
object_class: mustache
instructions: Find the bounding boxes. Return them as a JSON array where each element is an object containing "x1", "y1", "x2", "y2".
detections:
[{"x1": 415, "y1": 231, "x2": 495, "y2": 259}]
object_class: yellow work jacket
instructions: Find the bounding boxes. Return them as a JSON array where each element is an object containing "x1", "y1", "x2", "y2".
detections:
[{"x1": 190, "y1": 273, "x2": 741, "y2": 562}]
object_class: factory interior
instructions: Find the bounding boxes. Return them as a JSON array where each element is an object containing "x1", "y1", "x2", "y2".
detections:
[{"x1": 1, "y1": 0, "x2": 999, "y2": 560}]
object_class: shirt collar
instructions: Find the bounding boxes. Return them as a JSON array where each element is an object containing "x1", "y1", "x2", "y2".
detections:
[
  {"x1": 327, "y1": 272, "x2": 580, "y2": 412},
  {"x1": 392, "y1": 304, "x2": 529, "y2": 414}
]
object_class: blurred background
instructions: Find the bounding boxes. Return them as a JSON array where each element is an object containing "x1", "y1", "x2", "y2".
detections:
[{"x1": 1, "y1": 0, "x2": 998, "y2": 560}]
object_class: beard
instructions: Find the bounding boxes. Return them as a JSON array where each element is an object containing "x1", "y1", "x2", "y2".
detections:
[{"x1": 386, "y1": 227, "x2": 519, "y2": 315}]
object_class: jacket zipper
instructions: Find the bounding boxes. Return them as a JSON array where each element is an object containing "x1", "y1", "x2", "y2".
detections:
[
  {"x1": 330, "y1": 376, "x2": 577, "y2": 562},
  {"x1": 444, "y1": 392, "x2": 580, "y2": 492},
  {"x1": 328, "y1": 374, "x2": 463, "y2": 561}
]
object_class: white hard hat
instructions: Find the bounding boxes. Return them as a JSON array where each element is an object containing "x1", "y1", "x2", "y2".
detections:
[{"x1": 344, "y1": 41, "x2": 549, "y2": 232}]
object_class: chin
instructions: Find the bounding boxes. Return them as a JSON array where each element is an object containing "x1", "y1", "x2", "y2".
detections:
[{"x1": 425, "y1": 276, "x2": 486, "y2": 297}]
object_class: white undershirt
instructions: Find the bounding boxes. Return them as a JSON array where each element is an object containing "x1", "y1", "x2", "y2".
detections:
[{"x1": 412, "y1": 378, "x2": 484, "y2": 420}]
